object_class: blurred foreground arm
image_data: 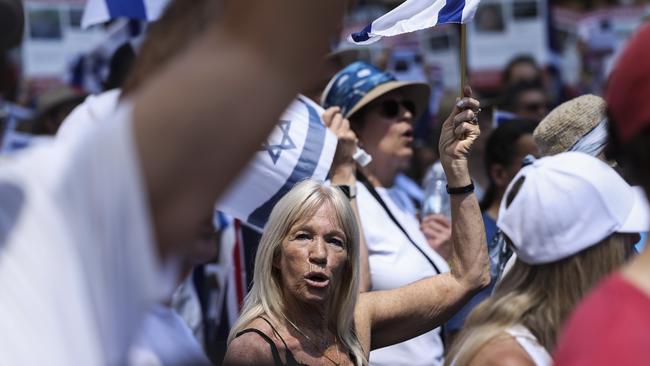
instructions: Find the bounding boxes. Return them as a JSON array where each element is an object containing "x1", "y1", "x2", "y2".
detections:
[
  {"x1": 131, "y1": 0, "x2": 346, "y2": 259},
  {"x1": 357, "y1": 87, "x2": 490, "y2": 349}
]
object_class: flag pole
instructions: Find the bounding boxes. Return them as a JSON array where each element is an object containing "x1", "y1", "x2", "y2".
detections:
[{"x1": 460, "y1": 23, "x2": 467, "y2": 97}]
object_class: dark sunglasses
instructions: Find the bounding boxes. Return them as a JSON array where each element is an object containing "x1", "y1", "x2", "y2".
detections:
[
  {"x1": 375, "y1": 99, "x2": 417, "y2": 119},
  {"x1": 522, "y1": 101, "x2": 547, "y2": 113}
]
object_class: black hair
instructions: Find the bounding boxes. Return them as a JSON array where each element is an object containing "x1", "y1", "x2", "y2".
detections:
[
  {"x1": 480, "y1": 119, "x2": 538, "y2": 211},
  {"x1": 501, "y1": 54, "x2": 541, "y2": 86},
  {"x1": 501, "y1": 80, "x2": 546, "y2": 112},
  {"x1": 103, "y1": 42, "x2": 136, "y2": 91}
]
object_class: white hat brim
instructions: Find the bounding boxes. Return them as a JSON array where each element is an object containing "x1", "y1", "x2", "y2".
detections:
[{"x1": 619, "y1": 187, "x2": 650, "y2": 233}]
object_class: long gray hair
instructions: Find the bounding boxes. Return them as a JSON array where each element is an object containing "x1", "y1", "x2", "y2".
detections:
[{"x1": 227, "y1": 180, "x2": 366, "y2": 365}]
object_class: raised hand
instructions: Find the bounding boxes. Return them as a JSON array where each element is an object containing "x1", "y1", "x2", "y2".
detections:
[
  {"x1": 439, "y1": 86, "x2": 481, "y2": 164},
  {"x1": 323, "y1": 107, "x2": 358, "y2": 182},
  {"x1": 438, "y1": 86, "x2": 480, "y2": 187}
]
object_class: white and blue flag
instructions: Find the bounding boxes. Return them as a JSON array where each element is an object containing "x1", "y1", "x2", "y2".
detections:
[
  {"x1": 216, "y1": 95, "x2": 337, "y2": 231},
  {"x1": 81, "y1": 0, "x2": 170, "y2": 28},
  {"x1": 350, "y1": 0, "x2": 481, "y2": 45}
]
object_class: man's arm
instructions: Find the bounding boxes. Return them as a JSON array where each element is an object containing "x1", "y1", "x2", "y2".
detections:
[{"x1": 129, "y1": 1, "x2": 347, "y2": 260}]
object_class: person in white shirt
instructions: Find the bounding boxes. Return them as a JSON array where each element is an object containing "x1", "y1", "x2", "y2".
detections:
[
  {"x1": 322, "y1": 61, "x2": 472, "y2": 366},
  {"x1": 0, "y1": 0, "x2": 348, "y2": 364}
]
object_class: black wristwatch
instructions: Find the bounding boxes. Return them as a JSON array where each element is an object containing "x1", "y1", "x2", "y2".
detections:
[
  {"x1": 446, "y1": 180, "x2": 475, "y2": 195},
  {"x1": 335, "y1": 184, "x2": 357, "y2": 200}
]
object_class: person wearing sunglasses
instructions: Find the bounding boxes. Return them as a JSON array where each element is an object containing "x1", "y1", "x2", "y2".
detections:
[
  {"x1": 321, "y1": 61, "x2": 482, "y2": 366},
  {"x1": 501, "y1": 80, "x2": 549, "y2": 123}
]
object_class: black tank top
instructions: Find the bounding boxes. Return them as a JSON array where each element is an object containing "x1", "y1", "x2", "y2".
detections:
[{"x1": 235, "y1": 317, "x2": 308, "y2": 366}]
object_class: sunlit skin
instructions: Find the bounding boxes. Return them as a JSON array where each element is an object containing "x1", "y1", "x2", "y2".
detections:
[
  {"x1": 355, "y1": 90, "x2": 416, "y2": 184},
  {"x1": 275, "y1": 204, "x2": 349, "y2": 308}
]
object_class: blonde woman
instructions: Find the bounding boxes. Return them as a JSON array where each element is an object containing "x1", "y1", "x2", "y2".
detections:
[
  {"x1": 223, "y1": 91, "x2": 490, "y2": 365},
  {"x1": 446, "y1": 153, "x2": 647, "y2": 366}
]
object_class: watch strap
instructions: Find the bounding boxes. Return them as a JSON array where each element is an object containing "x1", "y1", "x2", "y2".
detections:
[{"x1": 446, "y1": 180, "x2": 475, "y2": 195}]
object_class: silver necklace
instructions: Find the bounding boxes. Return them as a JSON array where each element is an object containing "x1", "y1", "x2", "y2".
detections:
[{"x1": 282, "y1": 314, "x2": 342, "y2": 366}]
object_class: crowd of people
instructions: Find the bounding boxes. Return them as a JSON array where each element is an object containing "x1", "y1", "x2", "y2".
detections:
[{"x1": 1, "y1": 0, "x2": 650, "y2": 365}]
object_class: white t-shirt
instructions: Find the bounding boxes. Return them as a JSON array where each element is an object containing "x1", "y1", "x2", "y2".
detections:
[
  {"x1": 129, "y1": 304, "x2": 211, "y2": 366},
  {"x1": 356, "y1": 183, "x2": 450, "y2": 366},
  {"x1": 0, "y1": 103, "x2": 167, "y2": 365},
  {"x1": 56, "y1": 89, "x2": 120, "y2": 142}
]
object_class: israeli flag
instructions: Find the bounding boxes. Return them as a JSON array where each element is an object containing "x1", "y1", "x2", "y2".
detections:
[
  {"x1": 81, "y1": 0, "x2": 170, "y2": 28},
  {"x1": 216, "y1": 95, "x2": 338, "y2": 231},
  {"x1": 350, "y1": 0, "x2": 481, "y2": 45}
]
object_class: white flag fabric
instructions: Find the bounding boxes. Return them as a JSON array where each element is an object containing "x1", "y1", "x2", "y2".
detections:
[
  {"x1": 216, "y1": 95, "x2": 337, "y2": 231},
  {"x1": 350, "y1": 0, "x2": 481, "y2": 45},
  {"x1": 82, "y1": 0, "x2": 170, "y2": 28}
]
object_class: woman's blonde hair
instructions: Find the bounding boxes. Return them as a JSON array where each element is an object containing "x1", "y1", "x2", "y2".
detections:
[
  {"x1": 446, "y1": 234, "x2": 632, "y2": 366},
  {"x1": 227, "y1": 180, "x2": 366, "y2": 366}
]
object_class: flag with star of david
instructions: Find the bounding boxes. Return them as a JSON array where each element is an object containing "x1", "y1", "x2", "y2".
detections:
[{"x1": 216, "y1": 95, "x2": 338, "y2": 231}]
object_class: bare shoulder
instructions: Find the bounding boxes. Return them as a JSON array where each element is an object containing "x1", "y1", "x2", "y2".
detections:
[
  {"x1": 467, "y1": 333, "x2": 536, "y2": 366},
  {"x1": 222, "y1": 319, "x2": 279, "y2": 366}
]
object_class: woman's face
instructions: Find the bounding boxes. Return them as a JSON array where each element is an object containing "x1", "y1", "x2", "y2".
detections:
[
  {"x1": 276, "y1": 203, "x2": 348, "y2": 306},
  {"x1": 356, "y1": 90, "x2": 416, "y2": 170}
]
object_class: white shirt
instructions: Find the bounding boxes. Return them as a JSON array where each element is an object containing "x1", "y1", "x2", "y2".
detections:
[
  {"x1": 129, "y1": 304, "x2": 211, "y2": 366},
  {"x1": 356, "y1": 183, "x2": 450, "y2": 366},
  {"x1": 56, "y1": 89, "x2": 121, "y2": 142},
  {"x1": 505, "y1": 325, "x2": 552, "y2": 366},
  {"x1": 0, "y1": 103, "x2": 168, "y2": 365}
]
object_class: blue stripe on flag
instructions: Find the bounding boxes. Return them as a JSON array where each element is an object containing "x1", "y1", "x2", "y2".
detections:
[
  {"x1": 438, "y1": 0, "x2": 465, "y2": 23},
  {"x1": 351, "y1": 24, "x2": 373, "y2": 43},
  {"x1": 105, "y1": 0, "x2": 147, "y2": 20},
  {"x1": 247, "y1": 97, "x2": 327, "y2": 229}
]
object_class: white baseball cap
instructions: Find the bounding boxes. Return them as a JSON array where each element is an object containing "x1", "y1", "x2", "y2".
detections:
[{"x1": 497, "y1": 152, "x2": 650, "y2": 265}]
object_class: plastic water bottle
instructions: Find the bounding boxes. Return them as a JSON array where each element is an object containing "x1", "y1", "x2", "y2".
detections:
[{"x1": 422, "y1": 162, "x2": 451, "y2": 218}]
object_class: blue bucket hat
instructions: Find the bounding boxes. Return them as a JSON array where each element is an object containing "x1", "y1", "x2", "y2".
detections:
[{"x1": 321, "y1": 61, "x2": 430, "y2": 119}]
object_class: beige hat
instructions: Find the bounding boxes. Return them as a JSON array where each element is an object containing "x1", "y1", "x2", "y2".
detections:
[{"x1": 533, "y1": 94, "x2": 607, "y2": 156}]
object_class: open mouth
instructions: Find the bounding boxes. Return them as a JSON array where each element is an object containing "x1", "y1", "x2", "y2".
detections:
[{"x1": 305, "y1": 272, "x2": 330, "y2": 288}]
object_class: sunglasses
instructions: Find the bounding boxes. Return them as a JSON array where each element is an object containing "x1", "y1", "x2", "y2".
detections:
[
  {"x1": 374, "y1": 98, "x2": 417, "y2": 119},
  {"x1": 522, "y1": 101, "x2": 547, "y2": 113}
]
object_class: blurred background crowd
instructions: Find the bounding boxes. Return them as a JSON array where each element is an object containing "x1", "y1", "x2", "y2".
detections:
[
  {"x1": 2, "y1": 0, "x2": 650, "y2": 365},
  {"x1": 2, "y1": 0, "x2": 648, "y2": 166}
]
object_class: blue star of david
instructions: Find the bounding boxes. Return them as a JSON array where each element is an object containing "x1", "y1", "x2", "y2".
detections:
[{"x1": 260, "y1": 119, "x2": 296, "y2": 164}]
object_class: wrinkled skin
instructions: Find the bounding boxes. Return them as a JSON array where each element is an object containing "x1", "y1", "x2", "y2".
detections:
[{"x1": 275, "y1": 204, "x2": 348, "y2": 306}]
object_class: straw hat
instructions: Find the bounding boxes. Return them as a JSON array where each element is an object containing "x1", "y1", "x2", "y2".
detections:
[
  {"x1": 321, "y1": 61, "x2": 430, "y2": 120},
  {"x1": 533, "y1": 94, "x2": 606, "y2": 156}
]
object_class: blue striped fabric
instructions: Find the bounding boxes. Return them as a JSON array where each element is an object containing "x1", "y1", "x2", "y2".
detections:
[
  {"x1": 82, "y1": 0, "x2": 169, "y2": 28},
  {"x1": 247, "y1": 96, "x2": 328, "y2": 229},
  {"x1": 105, "y1": 0, "x2": 147, "y2": 20},
  {"x1": 438, "y1": 0, "x2": 466, "y2": 23},
  {"x1": 350, "y1": 0, "x2": 481, "y2": 45}
]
